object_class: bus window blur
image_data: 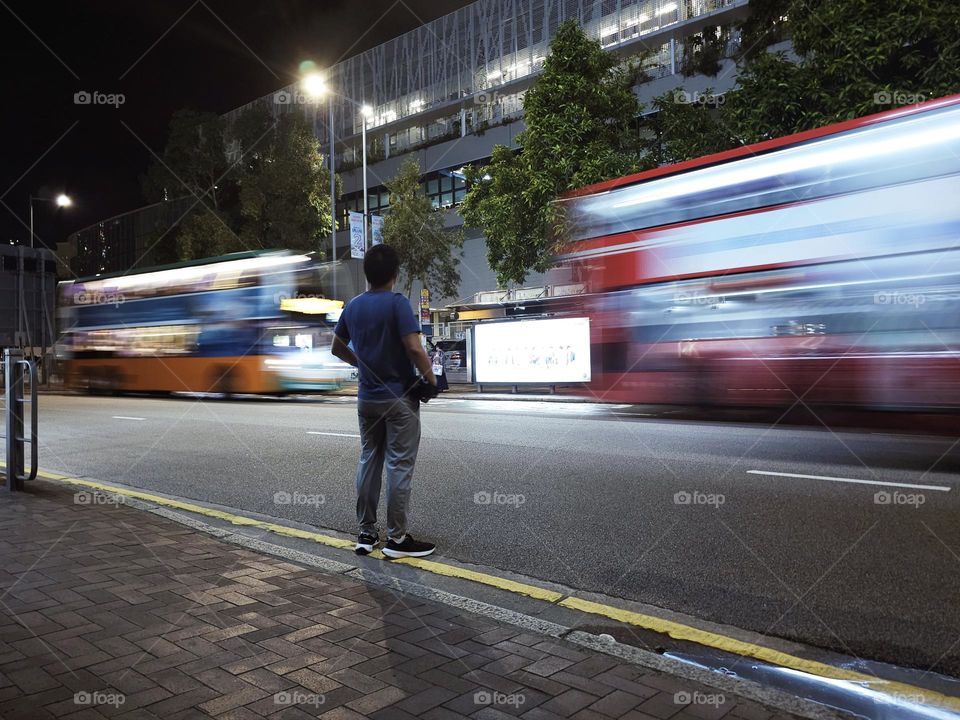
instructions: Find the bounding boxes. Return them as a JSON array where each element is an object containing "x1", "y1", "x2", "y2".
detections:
[
  {"x1": 551, "y1": 94, "x2": 960, "y2": 410},
  {"x1": 57, "y1": 250, "x2": 355, "y2": 395}
]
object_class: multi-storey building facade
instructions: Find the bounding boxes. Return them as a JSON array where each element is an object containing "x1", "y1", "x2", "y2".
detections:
[
  {"x1": 225, "y1": 0, "x2": 749, "y2": 303},
  {"x1": 60, "y1": 197, "x2": 193, "y2": 280},
  {"x1": 66, "y1": 0, "x2": 750, "y2": 304}
]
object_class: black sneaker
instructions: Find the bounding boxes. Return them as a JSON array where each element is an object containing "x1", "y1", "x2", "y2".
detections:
[
  {"x1": 382, "y1": 535, "x2": 436, "y2": 558},
  {"x1": 355, "y1": 532, "x2": 379, "y2": 555}
]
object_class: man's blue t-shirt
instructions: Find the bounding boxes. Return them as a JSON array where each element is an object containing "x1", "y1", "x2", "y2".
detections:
[{"x1": 334, "y1": 291, "x2": 420, "y2": 401}]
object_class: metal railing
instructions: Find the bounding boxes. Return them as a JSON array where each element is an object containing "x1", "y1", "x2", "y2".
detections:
[{"x1": 3, "y1": 349, "x2": 38, "y2": 491}]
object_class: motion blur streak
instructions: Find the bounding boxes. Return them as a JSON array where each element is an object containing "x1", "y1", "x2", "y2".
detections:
[
  {"x1": 57, "y1": 251, "x2": 353, "y2": 395},
  {"x1": 554, "y1": 94, "x2": 960, "y2": 409}
]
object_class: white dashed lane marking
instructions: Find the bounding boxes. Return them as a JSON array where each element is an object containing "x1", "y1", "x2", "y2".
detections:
[{"x1": 748, "y1": 469, "x2": 951, "y2": 492}]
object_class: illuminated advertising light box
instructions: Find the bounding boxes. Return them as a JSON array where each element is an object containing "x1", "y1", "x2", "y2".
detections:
[{"x1": 474, "y1": 317, "x2": 591, "y2": 384}]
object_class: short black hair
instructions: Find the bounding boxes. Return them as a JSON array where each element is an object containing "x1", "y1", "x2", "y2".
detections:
[{"x1": 363, "y1": 244, "x2": 400, "y2": 287}]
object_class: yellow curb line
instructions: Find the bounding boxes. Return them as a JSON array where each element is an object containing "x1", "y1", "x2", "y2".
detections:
[
  {"x1": 21, "y1": 468, "x2": 960, "y2": 712},
  {"x1": 39, "y1": 472, "x2": 560, "y2": 602},
  {"x1": 562, "y1": 596, "x2": 848, "y2": 674}
]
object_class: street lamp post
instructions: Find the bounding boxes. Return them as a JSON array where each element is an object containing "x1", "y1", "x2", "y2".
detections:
[
  {"x1": 301, "y1": 73, "x2": 337, "y2": 284},
  {"x1": 28, "y1": 193, "x2": 72, "y2": 249},
  {"x1": 360, "y1": 105, "x2": 373, "y2": 254},
  {"x1": 302, "y1": 71, "x2": 377, "y2": 294},
  {"x1": 360, "y1": 104, "x2": 373, "y2": 290},
  {"x1": 361, "y1": 107, "x2": 368, "y2": 257},
  {"x1": 329, "y1": 99, "x2": 336, "y2": 268}
]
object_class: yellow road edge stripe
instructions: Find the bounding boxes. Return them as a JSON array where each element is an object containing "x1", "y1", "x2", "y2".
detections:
[
  {"x1": 389, "y1": 556, "x2": 563, "y2": 602},
  {"x1": 360, "y1": 549, "x2": 561, "y2": 601},
  {"x1": 40, "y1": 473, "x2": 354, "y2": 549},
  {"x1": 40, "y1": 472, "x2": 562, "y2": 602},
  {"x1": 559, "y1": 597, "x2": 960, "y2": 712},
  {"x1": 25, "y1": 469, "x2": 960, "y2": 711}
]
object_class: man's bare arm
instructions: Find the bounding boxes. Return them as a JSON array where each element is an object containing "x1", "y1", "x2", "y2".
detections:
[
  {"x1": 331, "y1": 334, "x2": 358, "y2": 367},
  {"x1": 402, "y1": 333, "x2": 437, "y2": 386}
]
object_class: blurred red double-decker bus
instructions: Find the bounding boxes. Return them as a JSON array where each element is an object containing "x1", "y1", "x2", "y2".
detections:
[{"x1": 554, "y1": 94, "x2": 960, "y2": 409}]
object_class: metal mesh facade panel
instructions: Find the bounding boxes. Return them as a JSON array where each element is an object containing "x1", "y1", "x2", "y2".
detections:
[{"x1": 224, "y1": 0, "x2": 747, "y2": 149}]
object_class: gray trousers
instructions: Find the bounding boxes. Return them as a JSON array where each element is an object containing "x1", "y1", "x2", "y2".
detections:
[{"x1": 356, "y1": 396, "x2": 421, "y2": 541}]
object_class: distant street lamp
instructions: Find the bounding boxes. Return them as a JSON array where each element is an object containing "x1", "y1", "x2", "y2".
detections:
[{"x1": 29, "y1": 193, "x2": 73, "y2": 249}]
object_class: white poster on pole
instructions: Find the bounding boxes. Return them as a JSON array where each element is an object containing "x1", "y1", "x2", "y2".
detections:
[
  {"x1": 349, "y1": 211, "x2": 365, "y2": 259},
  {"x1": 371, "y1": 214, "x2": 384, "y2": 246}
]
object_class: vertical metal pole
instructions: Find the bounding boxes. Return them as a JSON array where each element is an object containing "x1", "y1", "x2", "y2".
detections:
[
  {"x1": 329, "y1": 98, "x2": 337, "y2": 294},
  {"x1": 16, "y1": 248, "x2": 23, "y2": 348},
  {"x1": 4, "y1": 349, "x2": 24, "y2": 491},
  {"x1": 22, "y1": 358, "x2": 37, "y2": 483},
  {"x1": 40, "y1": 250, "x2": 47, "y2": 365},
  {"x1": 28, "y1": 196, "x2": 34, "y2": 249},
  {"x1": 362, "y1": 115, "x2": 369, "y2": 292}
]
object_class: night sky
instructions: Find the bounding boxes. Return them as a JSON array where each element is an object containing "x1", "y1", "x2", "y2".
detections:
[{"x1": 0, "y1": 0, "x2": 475, "y2": 250}]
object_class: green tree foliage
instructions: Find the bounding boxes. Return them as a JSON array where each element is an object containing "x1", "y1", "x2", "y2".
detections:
[
  {"x1": 790, "y1": 0, "x2": 960, "y2": 119},
  {"x1": 656, "y1": 0, "x2": 960, "y2": 158},
  {"x1": 382, "y1": 158, "x2": 464, "y2": 301},
  {"x1": 725, "y1": 51, "x2": 824, "y2": 142},
  {"x1": 141, "y1": 109, "x2": 241, "y2": 263},
  {"x1": 460, "y1": 146, "x2": 533, "y2": 284},
  {"x1": 729, "y1": 0, "x2": 960, "y2": 138},
  {"x1": 735, "y1": 0, "x2": 793, "y2": 61},
  {"x1": 642, "y1": 90, "x2": 736, "y2": 165},
  {"x1": 141, "y1": 110, "x2": 228, "y2": 208},
  {"x1": 174, "y1": 211, "x2": 243, "y2": 261},
  {"x1": 680, "y1": 26, "x2": 731, "y2": 77},
  {"x1": 460, "y1": 20, "x2": 645, "y2": 286},
  {"x1": 144, "y1": 104, "x2": 337, "y2": 262},
  {"x1": 232, "y1": 109, "x2": 335, "y2": 255}
]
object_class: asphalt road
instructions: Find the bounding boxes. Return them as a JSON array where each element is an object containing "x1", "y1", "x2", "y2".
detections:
[{"x1": 14, "y1": 393, "x2": 960, "y2": 677}]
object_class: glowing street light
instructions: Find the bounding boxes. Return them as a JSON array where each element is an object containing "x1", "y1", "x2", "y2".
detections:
[
  {"x1": 302, "y1": 72, "x2": 326, "y2": 98},
  {"x1": 29, "y1": 193, "x2": 73, "y2": 248}
]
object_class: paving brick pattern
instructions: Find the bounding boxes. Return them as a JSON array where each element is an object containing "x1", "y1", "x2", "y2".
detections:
[{"x1": 0, "y1": 481, "x2": 803, "y2": 719}]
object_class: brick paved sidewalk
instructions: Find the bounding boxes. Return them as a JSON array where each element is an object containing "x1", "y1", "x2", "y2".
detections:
[{"x1": 0, "y1": 480, "x2": 805, "y2": 720}]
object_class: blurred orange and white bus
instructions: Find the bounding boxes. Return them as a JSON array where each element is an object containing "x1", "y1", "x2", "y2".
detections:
[{"x1": 58, "y1": 250, "x2": 353, "y2": 396}]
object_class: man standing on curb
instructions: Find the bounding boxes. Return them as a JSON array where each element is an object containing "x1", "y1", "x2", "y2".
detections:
[{"x1": 331, "y1": 244, "x2": 438, "y2": 559}]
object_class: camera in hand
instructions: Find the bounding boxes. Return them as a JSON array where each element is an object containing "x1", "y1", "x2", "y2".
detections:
[{"x1": 407, "y1": 377, "x2": 439, "y2": 403}]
